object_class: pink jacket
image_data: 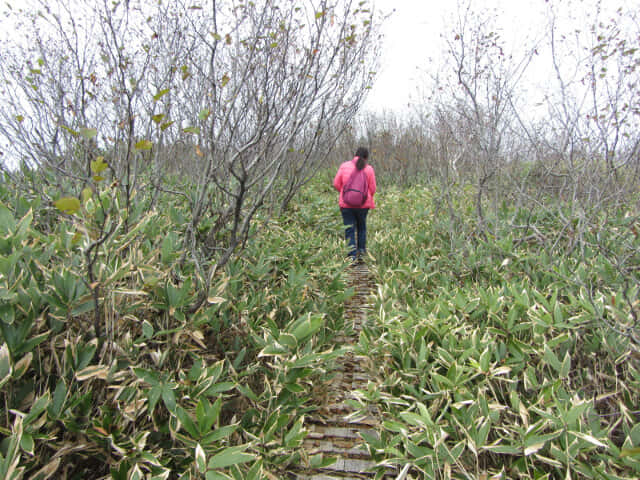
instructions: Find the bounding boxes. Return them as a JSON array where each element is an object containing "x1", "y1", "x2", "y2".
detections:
[{"x1": 333, "y1": 157, "x2": 376, "y2": 209}]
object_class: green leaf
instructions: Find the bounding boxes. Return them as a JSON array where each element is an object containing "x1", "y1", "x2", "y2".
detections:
[
  {"x1": 483, "y1": 444, "x2": 520, "y2": 455},
  {"x1": 81, "y1": 188, "x2": 93, "y2": 204},
  {"x1": 198, "y1": 109, "x2": 210, "y2": 121},
  {"x1": 54, "y1": 197, "x2": 81, "y2": 215},
  {"x1": 183, "y1": 126, "x2": 200, "y2": 134},
  {"x1": 24, "y1": 393, "x2": 51, "y2": 425},
  {"x1": 11, "y1": 208, "x2": 31, "y2": 239},
  {"x1": 0, "y1": 343, "x2": 12, "y2": 389},
  {"x1": 142, "y1": 321, "x2": 154, "y2": 339},
  {"x1": 524, "y1": 431, "x2": 562, "y2": 456},
  {"x1": 148, "y1": 385, "x2": 162, "y2": 414},
  {"x1": 399, "y1": 411, "x2": 428, "y2": 428},
  {"x1": 559, "y1": 350, "x2": 571, "y2": 378},
  {"x1": 20, "y1": 432, "x2": 34, "y2": 455},
  {"x1": 543, "y1": 344, "x2": 562, "y2": 373},
  {"x1": 570, "y1": 430, "x2": 607, "y2": 448},
  {"x1": 621, "y1": 447, "x2": 640, "y2": 457},
  {"x1": 153, "y1": 88, "x2": 170, "y2": 101},
  {"x1": 566, "y1": 400, "x2": 590, "y2": 426},
  {"x1": 278, "y1": 333, "x2": 297, "y2": 350},
  {"x1": 221, "y1": 75, "x2": 230, "y2": 87},
  {"x1": 135, "y1": 140, "x2": 153, "y2": 151},
  {"x1": 206, "y1": 472, "x2": 231, "y2": 480},
  {"x1": 134, "y1": 368, "x2": 160, "y2": 386},
  {"x1": 61, "y1": 125, "x2": 79, "y2": 136},
  {"x1": 479, "y1": 348, "x2": 491, "y2": 373},
  {"x1": 315, "y1": 11, "x2": 326, "y2": 18},
  {"x1": 207, "y1": 445, "x2": 255, "y2": 470},
  {"x1": 16, "y1": 331, "x2": 50, "y2": 357},
  {"x1": 152, "y1": 114, "x2": 165, "y2": 124},
  {"x1": 205, "y1": 382, "x2": 235, "y2": 394},
  {"x1": 201, "y1": 424, "x2": 238, "y2": 445},
  {"x1": 284, "y1": 416, "x2": 305, "y2": 447},
  {"x1": 289, "y1": 314, "x2": 323, "y2": 342},
  {"x1": 195, "y1": 444, "x2": 206, "y2": 472},
  {"x1": 90, "y1": 157, "x2": 108, "y2": 174},
  {"x1": 161, "y1": 385, "x2": 177, "y2": 413},
  {"x1": 160, "y1": 121, "x2": 174, "y2": 131},
  {"x1": 0, "y1": 203, "x2": 16, "y2": 233},
  {"x1": 129, "y1": 464, "x2": 144, "y2": 480},
  {"x1": 48, "y1": 379, "x2": 67, "y2": 419},
  {"x1": 176, "y1": 406, "x2": 199, "y2": 438},
  {"x1": 79, "y1": 127, "x2": 97, "y2": 139},
  {"x1": 258, "y1": 343, "x2": 288, "y2": 356}
]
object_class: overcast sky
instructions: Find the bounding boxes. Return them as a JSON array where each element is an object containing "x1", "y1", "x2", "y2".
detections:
[{"x1": 363, "y1": 0, "x2": 638, "y2": 114}]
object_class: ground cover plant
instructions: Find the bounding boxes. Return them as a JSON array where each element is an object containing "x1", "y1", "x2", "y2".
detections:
[
  {"x1": 0, "y1": 171, "x2": 356, "y2": 479},
  {"x1": 1, "y1": 164, "x2": 639, "y2": 479},
  {"x1": 356, "y1": 183, "x2": 640, "y2": 479}
]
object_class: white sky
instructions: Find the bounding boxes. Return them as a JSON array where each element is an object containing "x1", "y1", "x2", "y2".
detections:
[{"x1": 363, "y1": 0, "x2": 639, "y2": 114}]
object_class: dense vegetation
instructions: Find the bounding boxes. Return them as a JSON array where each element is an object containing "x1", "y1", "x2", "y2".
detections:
[
  {"x1": 1, "y1": 167, "x2": 639, "y2": 479},
  {"x1": 361, "y1": 183, "x2": 640, "y2": 479},
  {"x1": 0, "y1": 170, "x2": 352, "y2": 479},
  {"x1": 1, "y1": 0, "x2": 639, "y2": 478}
]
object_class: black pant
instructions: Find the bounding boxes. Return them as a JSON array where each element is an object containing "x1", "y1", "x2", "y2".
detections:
[{"x1": 340, "y1": 208, "x2": 369, "y2": 258}]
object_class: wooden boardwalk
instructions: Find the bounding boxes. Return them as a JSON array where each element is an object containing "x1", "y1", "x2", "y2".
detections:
[{"x1": 293, "y1": 262, "x2": 397, "y2": 480}]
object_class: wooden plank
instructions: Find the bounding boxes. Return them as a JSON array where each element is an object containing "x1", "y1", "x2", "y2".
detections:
[{"x1": 295, "y1": 263, "x2": 397, "y2": 480}]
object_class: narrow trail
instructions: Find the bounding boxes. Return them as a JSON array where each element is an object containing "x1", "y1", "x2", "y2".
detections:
[{"x1": 293, "y1": 262, "x2": 397, "y2": 480}]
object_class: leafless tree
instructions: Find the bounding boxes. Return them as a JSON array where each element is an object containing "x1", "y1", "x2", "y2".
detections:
[
  {"x1": 0, "y1": 0, "x2": 382, "y2": 317},
  {"x1": 432, "y1": 1, "x2": 537, "y2": 233}
]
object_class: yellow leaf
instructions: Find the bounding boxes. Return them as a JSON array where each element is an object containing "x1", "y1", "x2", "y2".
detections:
[
  {"x1": 207, "y1": 296, "x2": 226, "y2": 304},
  {"x1": 75, "y1": 365, "x2": 109, "y2": 381},
  {"x1": 30, "y1": 457, "x2": 61, "y2": 480},
  {"x1": 54, "y1": 197, "x2": 81, "y2": 214},
  {"x1": 621, "y1": 447, "x2": 640, "y2": 457},
  {"x1": 135, "y1": 140, "x2": 153, "y2": 151},
  {"x1": 90, "y1": 156, "x2": 108, "y2": 174},
  {"x1": 81, "y1": 188, "x2": 93, "y2": 204}
]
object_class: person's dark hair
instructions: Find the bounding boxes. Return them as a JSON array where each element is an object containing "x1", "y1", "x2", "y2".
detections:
[{"x1": 354, "y1": 147, "x2": 369, "y2": 170}]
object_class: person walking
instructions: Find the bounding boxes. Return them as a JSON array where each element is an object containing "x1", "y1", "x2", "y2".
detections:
[{"x1": 333, "y1": 147, "x2": 376, "y2": 262}]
